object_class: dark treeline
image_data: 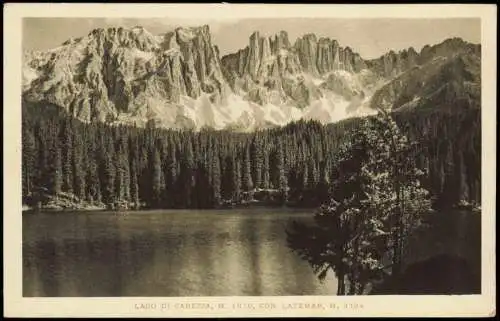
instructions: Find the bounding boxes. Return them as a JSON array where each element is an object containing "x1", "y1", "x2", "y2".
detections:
[{"x1": 22, "y1": 102, "x2": 480, "y2": 210}]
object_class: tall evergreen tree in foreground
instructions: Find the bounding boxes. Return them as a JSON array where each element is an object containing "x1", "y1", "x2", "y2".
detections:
[
  {"x1": 363, "y1": 110, "x2": 432, "y2": 280},
  {"x1": 287, "y1": 111, "x2": 432, "y2": 295}
]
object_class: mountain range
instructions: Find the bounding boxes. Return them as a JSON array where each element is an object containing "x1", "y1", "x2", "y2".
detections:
[{"x1": 22, "y1": 25, "x2": 481, "y2": 131}]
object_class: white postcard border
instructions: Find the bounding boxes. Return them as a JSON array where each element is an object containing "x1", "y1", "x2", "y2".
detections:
[{"x1": 3, "y1": 3, "x2": 496, "y2": 317}]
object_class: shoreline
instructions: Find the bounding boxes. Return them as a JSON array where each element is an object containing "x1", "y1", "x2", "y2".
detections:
[
  {"x1": 22, "y1": 195, "x2": 317, "y2": 213},
  {"x1": 22, "y1": 204, "x2": 107, "y2": 213},
  {"x1": 23, "y1": 195, "x2": 480, "y2": 214},
  {"x1": 21, "y1": 201, "x2": 319, "y2": 213},
  {"x1": 22, "y1": 205, "x2": 480, "y2": 215}
]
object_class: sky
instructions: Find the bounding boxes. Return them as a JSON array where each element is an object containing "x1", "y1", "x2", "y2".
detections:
[{"x1": 23, "y1": 17, "x2": 481, "y2": 59}]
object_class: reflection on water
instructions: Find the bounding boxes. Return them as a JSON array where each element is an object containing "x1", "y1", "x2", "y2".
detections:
[{"x1": 23, "y1": 208, "x2": 337, "y2": 297}]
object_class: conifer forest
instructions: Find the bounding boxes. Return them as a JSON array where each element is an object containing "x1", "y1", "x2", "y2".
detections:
[{"x1": 22, "y1": 102, "x2": 481, "y2": 212}]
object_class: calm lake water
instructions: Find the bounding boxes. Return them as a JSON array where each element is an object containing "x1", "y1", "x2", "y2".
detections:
[
  {"x1": 23, "y1": 208, "x2": 338, "y2": 297},
  {"x1": 23, "y1": 208, "x2": 481, "y2": 297}
]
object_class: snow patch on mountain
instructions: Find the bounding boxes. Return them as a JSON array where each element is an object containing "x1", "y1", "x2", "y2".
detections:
[
  {"x1": 176, "y1": 27, "x2": 196, "y2": 42},
  {"x1": 23, "y1": 67, "x2": 40, "y2": 89},
  {"x1": 105, "y1": 88, "x2": 377, "y2": 132},
  {"x1": 131, "y1": 48, "x2": 154, "y2": 61}
]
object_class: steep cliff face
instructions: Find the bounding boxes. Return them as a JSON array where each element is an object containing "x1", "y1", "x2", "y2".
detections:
[
  {"x1": 221, "y1": 30, "x2": 379, "y2": 123},
  {"x1": 221, "y1": 31, "x2": 372, "y2": 98},
  {"x1": 23, "y1": 25, "x2": 481, "y2": 131},
  {"x1": 366, "y1": 47, "x2": 419, "y2": 78},
  {"x1": 221, "y1": 31, "x2": 303, "y2": 106},
  {"x1": 295, "y1": 34, "x2": 367, "y2": 75},
  {"x1": 23, "y1": 25, "x2": 229, "y2": 128}
]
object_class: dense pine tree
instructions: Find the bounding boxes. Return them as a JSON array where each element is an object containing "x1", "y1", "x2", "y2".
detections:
[
  {"x1": 22, "y1": 124, "x2": 36, "y2": 198},
  {"x1": 251, "y1": 137, "x2": 263, "y2": 189},
  {"x1": 262, "y1": 148, "x2": 271, "y2": 190},
  {"x1": 287, "y1": 112, "x2": 433, "y2": 295},
  {"x1": 165, "y1": 138, "x2": 178, "y2": 208},
  {"x1": 99, "y1": 135, "x2": 116, "y2": 205},
  {"x1": 150, "y1": 146, "x2": 164, "y2": 208},
  {"x1": 180, "y1": 139, "x2": 195, "y2": 208},
  {"x1": 277, "y1": 142, "x2": 288, "y2": 204},
  {"x1": 59, "y1": 118, "x2": 74, "y2": 194},
  {"x1": 211, "y1": 149, "x2": 222, "y2": 206},
  {"x1": 85, "y1": 131, "x2": 101, "y2": 204},
  {"x1": 129, "y1": 148, "x2": 140, "y2": 208},
  {"x1": 234, "y1": 156, "x2": 242, "y2": 203},
  {"x1": 242, "y1": 146, "x2": 254, "y2": 192},
  {"x1": 48, "y1": 142, "x2": 63, "y2": 197},
  {"x1": 72, "y1": 132, "x2": 86, "y2": 201}
]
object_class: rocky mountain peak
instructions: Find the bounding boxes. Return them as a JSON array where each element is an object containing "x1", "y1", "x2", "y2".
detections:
[
  {"x1": 23, "y1": 24, "x2": 229, "y2": 127},
  {"x1": 174, "y1": 24, "x2": 211, "y2": 43},
  {"x1": 84, "y1": 26, "x2": 159, "y2": 52},
  {"x1": 299, "y1": 33, "x2": 318, "y2": 42},
  {"x1": 245, "y1": 30, "x2": 287, "y2": 56},
  {"x1": 407, "y1": 46, "x2": 418, "y2": 55},
  {"x1": 249, "y1": 30, "x2": 261, "y2": 41},
  {"x1": 23, "y1": 26, "x2": 481, "y2": 131},
  {"x1": 365, "y1": 38, "x2": 474, "y2": 78},
  {"x1": 272, "y1": 30, "x2": 291, "y2": 50},
  {"x1": 419, "y1": 37, "x2": 478, "y2": 64}
]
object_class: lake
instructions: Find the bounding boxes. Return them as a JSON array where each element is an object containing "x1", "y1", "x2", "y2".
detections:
[
  {"x1": 23, "y1": 208, "x2": 338, "y2": 297},
  {"x1": 23, "y1": 208, "x2": 481, "y2": 297}
]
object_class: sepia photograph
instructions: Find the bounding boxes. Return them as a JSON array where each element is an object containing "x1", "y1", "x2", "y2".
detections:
[{"x1": 4, "y1": 3, "x2": 496, "y2": 318}]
